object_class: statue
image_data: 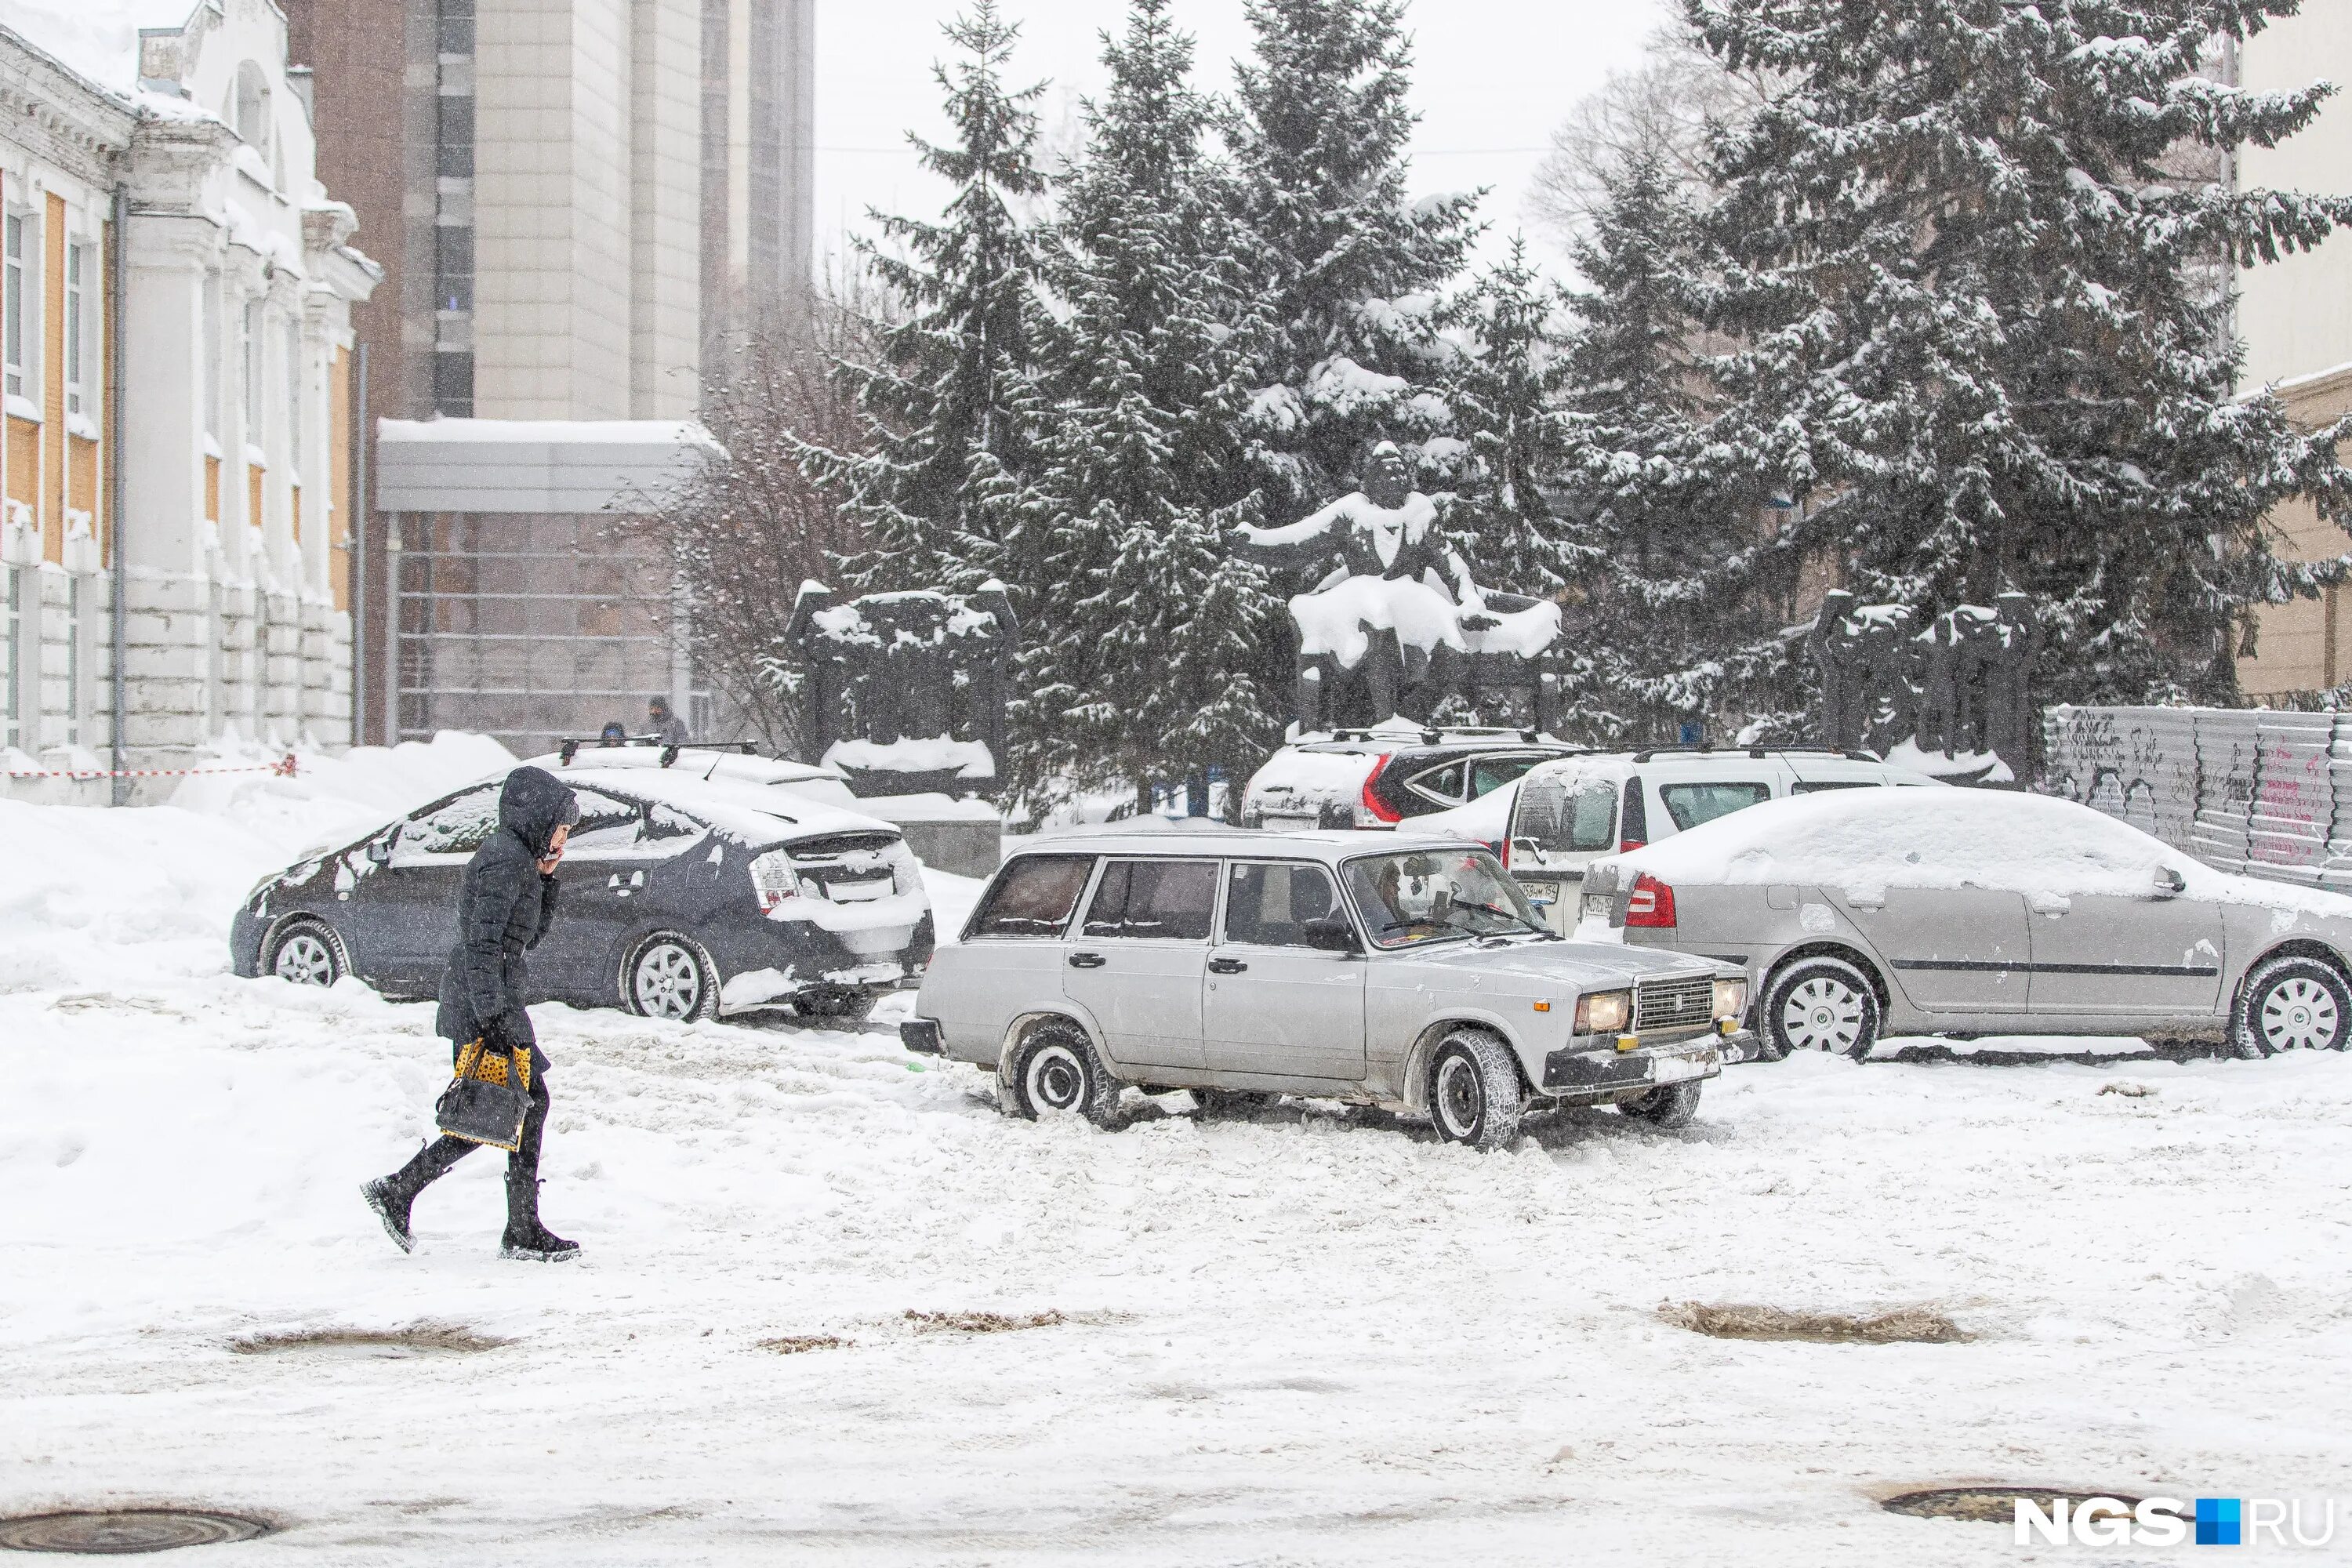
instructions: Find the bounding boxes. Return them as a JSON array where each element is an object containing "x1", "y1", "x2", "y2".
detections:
[
  {"x1": 1234, "y1": 442, "x2": 1561, "y2": 729},
  {"x1": 779, "y1": 582, "x2": 1016, "y2": 798},
  {"x1": 1809, "y1": 591, "x2": 2040, "y2": 782}
]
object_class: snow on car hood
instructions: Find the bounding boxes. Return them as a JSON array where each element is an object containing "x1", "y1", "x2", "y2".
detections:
[
  {"x1": 1400, "y1": 937, "x2": 1729, "y2": 986},
  {"x1": 1597, "y1": 787, "x2": 2352, "y2": 915}
]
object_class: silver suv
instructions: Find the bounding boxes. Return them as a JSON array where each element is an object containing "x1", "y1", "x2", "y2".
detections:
[{"x1": 901, "y1": 830, "x2": 1759, "y2": 1146}]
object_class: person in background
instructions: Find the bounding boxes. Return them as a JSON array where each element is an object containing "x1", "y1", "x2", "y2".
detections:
[
  {"x1": 597, "y1": 720, "x2": 627, "y2": 746},
  {"x1": 362, "y1": 766, "x2": 583, "y2": 1261},
  {"x1": 648, "y1": 695, "x2": 690, "y2": 747}
]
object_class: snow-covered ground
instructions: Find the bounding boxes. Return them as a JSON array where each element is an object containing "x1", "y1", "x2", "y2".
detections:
[{"x1": 5, "y1": 749, "x2": 2352, "y2": 1564}]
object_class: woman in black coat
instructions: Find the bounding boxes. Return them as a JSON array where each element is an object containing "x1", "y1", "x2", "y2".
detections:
[{"x1": 363, "y1": 766, "x2": 582, "y2": 1261}]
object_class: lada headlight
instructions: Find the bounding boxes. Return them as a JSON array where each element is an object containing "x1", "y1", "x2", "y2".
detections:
[
  {"x1": 1573, "y1": 989, "x2": 1631, "y2": 1034},
  {"x1": 1714, "y1": 978, "x2": 1748, "y2": 1022}
]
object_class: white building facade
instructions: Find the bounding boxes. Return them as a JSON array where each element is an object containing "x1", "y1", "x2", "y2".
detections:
[{"x1": 2, "y1": 0, "x2": 377, "y2": 797}]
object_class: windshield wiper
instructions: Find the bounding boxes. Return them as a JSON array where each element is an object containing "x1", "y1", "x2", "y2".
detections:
[{"x1": 1447, "y1": 901, "x2": 1553, "y2": 937}]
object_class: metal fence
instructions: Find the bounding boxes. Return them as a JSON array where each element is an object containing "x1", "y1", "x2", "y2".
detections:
[{"x1": 2042, "y1": 705, "x2": 2352, "y2": 890}]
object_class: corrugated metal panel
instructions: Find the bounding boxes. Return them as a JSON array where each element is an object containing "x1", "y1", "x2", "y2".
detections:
[{"x1": 2055, "y1": 705, "x2": 2352, "y2": 893}]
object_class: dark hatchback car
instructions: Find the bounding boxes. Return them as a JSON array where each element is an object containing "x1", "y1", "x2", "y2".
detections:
[
  {"x1": 1240, "y1": 725, "x2": 1583, "y2": 830},
  {"x1": 230, "y1": 768, "x2": 935, "y2": 1022}
]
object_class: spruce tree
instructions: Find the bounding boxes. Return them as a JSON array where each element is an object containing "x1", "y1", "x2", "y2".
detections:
[
  {"x1": 802, "y1": 2, "x2": 1050, "y2": 596},
  {"x1": 1442, "y1": 236, "x2": 1581, "y2": 600},
  {"x1": 1014, "y1": 0, "x2": 1280, "y2": 810},
  {"x1": 1226, "y1": 0, "x2": 1479, "y2": 512},
  {"x1": 1555, "y1": 144, "x2": 1789, "y2": 743},
  {"x1": 1690, "y1": 0, "x2": 2352, "y2": 707}
]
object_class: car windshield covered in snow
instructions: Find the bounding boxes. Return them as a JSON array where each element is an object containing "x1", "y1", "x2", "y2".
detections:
[{"x1": 1342, "y1": 847, "x2": 1543, "y2": 947}]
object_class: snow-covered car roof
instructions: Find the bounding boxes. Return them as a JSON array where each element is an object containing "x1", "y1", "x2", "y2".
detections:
[
  {"x1": 524, "y1": 746, "x2": 844, "y2": 786},
  {"x1": 1007, "y1": 826, "x2": 1486, "y2": 868},
  {"x1": 1599, "y1": 786, "x2": 2352, "y2": 913},
  {"x1": 1517, "y1": 747, "x2": 1940, "y2": 786},
  {"x1": 547, "y1": 768, "x2": 902, "y2": 849},
  {"x1": 1279, "y1": 719, "x2": 1571, "y2": 755}
]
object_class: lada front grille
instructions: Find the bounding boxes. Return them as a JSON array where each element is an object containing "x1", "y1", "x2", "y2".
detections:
[{"x1": 1635, "y1": 974, "x2": 1714, "y2": 1033}]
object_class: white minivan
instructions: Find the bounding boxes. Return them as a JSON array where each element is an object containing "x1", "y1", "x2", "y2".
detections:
[{"x1": 1495, "y1": 748, "x2": 1942, "y2": 931}]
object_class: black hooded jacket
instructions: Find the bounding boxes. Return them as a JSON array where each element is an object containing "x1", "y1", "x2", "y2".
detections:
[{"x1": 435, "y1": 766, "x2": 579, "y2": 1061}]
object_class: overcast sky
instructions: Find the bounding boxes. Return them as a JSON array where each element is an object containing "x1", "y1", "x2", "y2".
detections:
[{"x1": 813, "y1": 0, "x2": 1671, "y2": 280}]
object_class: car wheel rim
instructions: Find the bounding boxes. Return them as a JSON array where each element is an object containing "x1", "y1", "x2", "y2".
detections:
[
  {"x1": 1434, "y1": 1054, "x2": 1481, "y2": 1138},
  {"x1": 634, "y1": 944, "x2": 702, "y2": 1019},
  {"x1": 1780, "y1": 976, "x2": 1864, "y2": 1052},
  {"x1": 274, "y1": 932, "x2": 333, "y2": 985},
  {"x1": 1026, "y1": 1046, "x2": 1084, "y2": 1112},
  {"x1": 2260, "y1": 976, "x2": 2339, "y2": 1051}
]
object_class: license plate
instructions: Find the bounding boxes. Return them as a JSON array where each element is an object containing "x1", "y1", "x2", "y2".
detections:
[
  {"x1": 1651, "y1": 1052, "x2": 1710, "y2": 1083},
  {"x1": 1584, "y1": 894, "x2": 1612, "y2": 919},
  {"x1": 1263, "y1": 814, "x2": 1319, "y2": 832}
]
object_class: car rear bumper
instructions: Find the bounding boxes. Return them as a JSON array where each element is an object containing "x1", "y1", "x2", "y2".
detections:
[{"x1": 1540, "y1": 1032, "x2": 1749, "y2": 1098}]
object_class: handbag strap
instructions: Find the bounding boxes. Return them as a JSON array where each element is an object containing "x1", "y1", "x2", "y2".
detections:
[{"x1": 453, "y1": 1037, "x2": 484, "y2": 1080}]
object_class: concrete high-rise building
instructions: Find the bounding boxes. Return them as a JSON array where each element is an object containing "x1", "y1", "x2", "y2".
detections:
[{"x1": 282, "y1": 0, "x2": 815, "y2": 747}]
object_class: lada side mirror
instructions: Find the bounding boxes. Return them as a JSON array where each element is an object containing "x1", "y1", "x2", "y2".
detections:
[
  {"x1": 1302, "y1": 915, "x2": 1360, "y2": 953},
  {"x1": 367, "y1": 832, "x2": 396, "y2": 866},
  {"x1": 2154, "y1": 864, "x2": 2186, "y2": 898}
]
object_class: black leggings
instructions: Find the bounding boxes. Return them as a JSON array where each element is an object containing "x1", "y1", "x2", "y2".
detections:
[{"x1": 403, "y1": 1075, "x2": 550, "y2": 1189}]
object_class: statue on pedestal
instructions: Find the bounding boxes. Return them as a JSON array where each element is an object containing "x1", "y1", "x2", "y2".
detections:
[{"x1": 1235, "y1": 443, "x2": 1561, "y2": 729}]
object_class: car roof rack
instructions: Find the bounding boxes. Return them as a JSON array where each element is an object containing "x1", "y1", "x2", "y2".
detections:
[
  {"x1": 1625, "y1": 743, "x2": 1884, "y2": 764},
  {"x1": 554, "y1": 735, "x2": 761, "y2": 768}
]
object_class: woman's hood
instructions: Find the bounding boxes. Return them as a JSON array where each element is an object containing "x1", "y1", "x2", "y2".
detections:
[{"x1": 499, "y1": 766, "x2": 579, "y2": 856}]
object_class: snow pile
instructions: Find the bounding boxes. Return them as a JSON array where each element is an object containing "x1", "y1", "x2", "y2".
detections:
[
  {"x1": 1618, "y1": 785, "x2": 2352, "y2": 912},
  {"x1": 7, "y1": 0, "x2": 198, "y2": 96},
  {"x1": 0, "y1": 734, "x2": 515, "y2": 996},
  {"x1": 170, "y1": 731, "x2": 517, "y2": 857},
  {"x1": 1290, "y1": 572, "x2": 1465, "y2": 664}
]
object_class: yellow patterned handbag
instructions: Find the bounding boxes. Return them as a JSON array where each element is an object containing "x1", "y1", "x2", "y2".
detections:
[{"x1": 434, "y1": 1037, "x2": 533, "y2": 1150}]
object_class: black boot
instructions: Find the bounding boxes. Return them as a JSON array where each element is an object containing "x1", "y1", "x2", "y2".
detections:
[
  {"x1": 362, "y1": 1138, "x2": 470, "y2": 1254},
  {"x1": 500, "y1": 1169, "x2": 579, "y2": 1262}
]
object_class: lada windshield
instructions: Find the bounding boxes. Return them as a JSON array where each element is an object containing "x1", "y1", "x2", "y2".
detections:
[{"x1": 1343, "y1": 847, "x2": 1545, "y2": 948}]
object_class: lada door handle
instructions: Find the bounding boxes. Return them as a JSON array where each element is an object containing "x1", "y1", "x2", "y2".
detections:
[
  {"x1": 1068, "y1": 951, "x2": 1106, "y2": 969},
  {"x1": 1207, "y1": 957, "x2": 1249, "y2": 975}
]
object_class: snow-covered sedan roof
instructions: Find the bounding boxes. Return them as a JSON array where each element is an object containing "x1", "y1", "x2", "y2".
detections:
[
  {"x1": 524, "y1": 746, "x2": 844, "y2": 786},
  {"x1": 552, "y1": 768, "x2": 902, "y2": 849},
  {"x1": 1011, "y1": 826, "x2": 1484, "y2": 867},
  {"x1": 1605, "y1": 786, "x2": 2352, "y2": 914}
]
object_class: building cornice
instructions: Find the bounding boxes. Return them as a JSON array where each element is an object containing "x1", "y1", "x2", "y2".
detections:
[{"x1": 0, "y1": 30, "x2": 136, "y2": 186}]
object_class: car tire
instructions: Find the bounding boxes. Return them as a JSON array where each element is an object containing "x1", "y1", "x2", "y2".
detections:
[
  {"x1": 2230, "y1": 954, "x2": 2352, "y2": 1058},
  {"x1": 1009, "y1": 1020, "x2": 1122, "y2": 1128},
  {"x1": 1763, "y1": 956, "x2": 1883, "y2": 1061},
  {"x1": 623, "y1": 931, "x2": 718, "y2": 1022},
  {"x1": 1426, "y1": 1029, "x2": 1525, "y2": 1150},
  {"x1": 1193, "y1": 1087, "x2": 1280, "y2": 1118},
  {"x1": 266, "y1": 918, "x2": 347, "y2": 988},
  {"x1": 1617, "y1": 1080, "x2": 1703, "y2": 1129}
]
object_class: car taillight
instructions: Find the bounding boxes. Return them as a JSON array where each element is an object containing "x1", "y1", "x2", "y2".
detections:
[
  {"x1": 750, "y1": 850, "x2": 798, "y2": 913},
  {"x1": 1624, "y1": 873, "x2": 1676, "y2": 928},
  {"x1": 1357, "y1": 753, "x2": 1402, "y2": 826}
]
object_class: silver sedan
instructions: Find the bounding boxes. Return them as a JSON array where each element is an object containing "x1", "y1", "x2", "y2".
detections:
[{"x1": 1581, "y1": 789, "x2": 2352, "y2": 1061}]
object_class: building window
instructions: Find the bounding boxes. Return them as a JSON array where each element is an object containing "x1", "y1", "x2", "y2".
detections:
[
  {"x1": 231, "y1": 61, "x2": 272, "y2": 150},
  {"x1": 64, "y1": 242, "x2": 87, "y2": 419},
  {"x1": 2, "y1": 209, "x2": 27, "y2": 402},
  {"x1": 437, "y1": 0, "x2": 475, "y2": 55},
  {"x1": 436, "y1": 93, "x2": 474, "y2": 179},
  {"x1": 436, "y1": 225, "x2": 474, "y2": 314},
  {"x1": 432, "y1": 352, "x2": 474, "y2": 419}
]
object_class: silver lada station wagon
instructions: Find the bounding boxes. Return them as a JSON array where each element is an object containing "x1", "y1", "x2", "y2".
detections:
[{"x1": 899, "y1": 830, "x2": 1760, "y2": 1147}]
